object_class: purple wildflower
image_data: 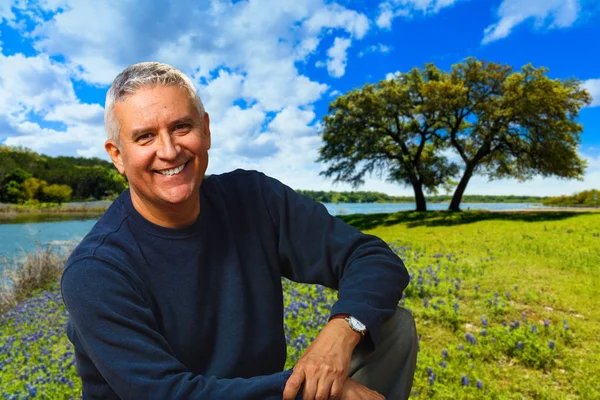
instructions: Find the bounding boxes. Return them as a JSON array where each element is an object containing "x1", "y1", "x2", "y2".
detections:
[
  {"x1": 461, "y1": 375, "x2": 469, "y2": 386},
  {"x1": 549, "y1": 340, "x2": 555, "y2": 350},
  {"x1": 465, "y1": 333, "x2": 476, "y2": 345}
]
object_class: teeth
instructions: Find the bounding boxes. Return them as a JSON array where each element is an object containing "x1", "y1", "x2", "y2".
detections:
[{"x1": 158, "y1": 163, "x2": 186, "y2": 176}]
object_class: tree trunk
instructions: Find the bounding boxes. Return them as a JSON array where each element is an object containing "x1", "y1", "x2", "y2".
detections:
[
  {"x1": 449, "y1": 164, "x2": 476, "y2": 212},
  {"x1": 413, "y1": 182, "x2": 427, "y2": 212}
]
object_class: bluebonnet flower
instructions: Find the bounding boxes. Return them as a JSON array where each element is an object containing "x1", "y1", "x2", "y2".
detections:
[
  {"x1": 531, "y1": 325, "x2": 538, "y2": 334},
  {"x1": 465, "y1": 333, "x2": 476, "y2": 345},
  {"x1": 423, "y1": 298, "x2": 429, "y2": 308},
  {"x1": 549, "y1": 340, "x2": 555, "y2": 350},
  {"x1": 517, "y1": 341, "x2": 523, "y2": 350},
  {"x1": 544, "y1": 320, "x2": 550, "y2": 328},
  {"x1": 427, "y1": 367, "x2": 433, "y2": 376},
  {"x1": 428, "y1": 375, "x2": 435, "y2": 385},
  {"x1": 461, "y1": 375, "x2": 469, "y2": 386},
  {"x1": 442, "y1": 349, "x2": 448, "y2": 358},
  {"x1": 521, "y1": 312, "x2": 527, "y2": 321},
  {"x1": 26, "y1": 384, "x2": 37, "y2": 398},
  {"x1": 481, "y1": 329, "x2": 487, "y2": 337},
  {"x1": 439, "y1": 361, "x2": 447, "y2": 368},
  {"x1": 475, "y1": 285, "x2": 479, "y2": 292},
  {"x1": 481, "y1": 316, "x2": 488, "y2": 327},
  {"x1": 458, "y1": 344, "x2": 464, "y2": 351},
  {"x1": 477, "y1": 380, "x2": 483, "y2": 389}
]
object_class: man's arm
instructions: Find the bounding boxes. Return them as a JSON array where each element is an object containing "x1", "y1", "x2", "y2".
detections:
[
  {"x1": 258, "y1": 173, "x2": 409, "y2": 345},
  {"x1": 257, "y1": 172, "x2": 409, "y2": 399},
  {"x1": 61, "y1": 258, "x2": 296, "y2": 400}
]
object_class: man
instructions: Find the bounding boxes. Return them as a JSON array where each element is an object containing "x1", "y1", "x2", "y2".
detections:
[{"x1": 61, "y1": 62, "x2": 417, "y2": 400}]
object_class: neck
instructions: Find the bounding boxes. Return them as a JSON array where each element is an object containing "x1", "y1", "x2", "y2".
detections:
[{"x1": 130, "y1": 191, "x2": 200, "y2": 229}]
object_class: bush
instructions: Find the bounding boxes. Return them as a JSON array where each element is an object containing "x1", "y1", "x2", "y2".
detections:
[{"x1": 0, "y1": 246, "x2": 70, "y2": 315}]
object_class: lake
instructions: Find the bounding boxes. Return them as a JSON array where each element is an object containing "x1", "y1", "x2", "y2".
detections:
[{"x1": 0, "y1": 202, "x2": 547, "y2": 262}]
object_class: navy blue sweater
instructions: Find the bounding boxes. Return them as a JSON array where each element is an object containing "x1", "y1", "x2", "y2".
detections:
[{"x1": 61, "y1": 170, "x2": 409, "y2": 399}]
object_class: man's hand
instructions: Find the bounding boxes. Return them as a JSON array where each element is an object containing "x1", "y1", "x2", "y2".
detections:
[
  {"x1": 340, "y1": 378, "x2": 385, "y2": 400},
  {"x1": 282, "y1": 319, "x2": 361, "y2": 400}
]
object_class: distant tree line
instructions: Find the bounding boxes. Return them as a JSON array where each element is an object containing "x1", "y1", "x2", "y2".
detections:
[
  {"x1": 0, "y1": 146, "x2": 127, "y2": 204},
  {"x1": 542, "y1": 189, "x2": 600, "y2": 207},
  {"x1": 296, "y1": 190, "x2": 545, "y2": 204}
]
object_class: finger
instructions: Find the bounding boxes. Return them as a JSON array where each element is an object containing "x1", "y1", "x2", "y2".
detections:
[
  {"x1": 315, "y1": 375, "x2": 335, "y2": 400},
  {"x1": 283, "y1": 369, "x2": 305, "y2": 400},
  {"x1": 302, "y1": 372, "x2": 318, "y2": 400},
  {"x1": 329, "y1": 377, "x2": 344, "y2": 400}
]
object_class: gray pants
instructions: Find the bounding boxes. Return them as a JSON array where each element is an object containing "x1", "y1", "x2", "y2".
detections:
[{"x1": 349, "y1": 307, "x2": 418, "y2": 400}]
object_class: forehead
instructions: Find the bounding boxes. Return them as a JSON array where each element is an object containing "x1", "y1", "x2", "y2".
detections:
[{"x1": 114, "y1": 85, "x2": 197, "y2": 128}]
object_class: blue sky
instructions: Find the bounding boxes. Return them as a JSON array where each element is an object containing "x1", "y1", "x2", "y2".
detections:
[{"x1": 0, "y1": 0, "x2": 598, "y2": 196}]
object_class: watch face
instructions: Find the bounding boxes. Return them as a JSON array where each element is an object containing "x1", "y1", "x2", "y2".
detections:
[{"x1": 349, "y1": 316, "x2": 367, "y2": 331}]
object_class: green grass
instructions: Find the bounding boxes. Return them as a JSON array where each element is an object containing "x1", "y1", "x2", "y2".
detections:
[
  {"x1": 338, "y1": 210, "x2": 600, "y2": 399},
  {"x1": 1, "y1": 210, "x2": 599, "y2": 399}
]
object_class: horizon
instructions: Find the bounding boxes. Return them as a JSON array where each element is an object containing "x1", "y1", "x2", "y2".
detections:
[{"x1": 0, "y1": 0, "x2": 598, "y2": 197}]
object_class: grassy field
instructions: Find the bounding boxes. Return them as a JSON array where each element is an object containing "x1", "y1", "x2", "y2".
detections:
[{"x1": 1, "y1": 211, "x2": 599, "y2": 399}]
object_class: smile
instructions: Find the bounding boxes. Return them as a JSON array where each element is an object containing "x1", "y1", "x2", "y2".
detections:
[{"x1": 156, "y1": 161, "x2": 188, "y2": 176}]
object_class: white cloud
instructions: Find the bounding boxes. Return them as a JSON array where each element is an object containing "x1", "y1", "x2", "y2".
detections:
[
  {"x1": 320, "y1": 37, "x2": 352, "y2": 78},
  {"x1": 303, "y1": 3, "x2": 370, "y2": 39},
  {"x1": 0, "y1": 52, "x2": 75, "y2": 117},
  {"x1": 386, "y1": 70, "x2": 401, "y2": 80},
  {"x1": 482, "y1": 0, "x2": 581, "y2": 44},
  {"x1": 376, "y1": 0, "x2": 459, "y2": 29},
  {"x1": 2, "y1": 0, "x2": 369, "y2": 164},
  {"x1": 583, "y1": 79, "x2": 600, "y2": 107},
  {"x1": 358, "y1": 43, "x2": 392, "y2": 57},
  {"x1": 464, "y1": 152, "x2": 600, "y2": 196},
  {"x1": 0, "y1": 0, "x2": 16, "y2": 24},
  {"x1": 45, "y1": 103, "x2": 104, "y2": 126}
]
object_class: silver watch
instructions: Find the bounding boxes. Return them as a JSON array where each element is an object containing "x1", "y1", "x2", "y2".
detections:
[{"x1": 345, "y1": 315, "x2": 368, "y2": 337}]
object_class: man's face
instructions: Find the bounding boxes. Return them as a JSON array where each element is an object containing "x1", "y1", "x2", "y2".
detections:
[{"x1": 105, "y1": 85, "x2": 210, "y2": 215}]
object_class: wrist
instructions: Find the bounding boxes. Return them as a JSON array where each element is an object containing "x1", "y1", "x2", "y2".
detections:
[
  {"x1": 327, "y1": 318, "x2": 363, "y2": 348},
  {"x1": 328, "y1": 314, "x2": 368, "y2": 344}
]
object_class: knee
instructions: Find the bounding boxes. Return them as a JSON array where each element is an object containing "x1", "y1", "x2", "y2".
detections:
[{"x1": 383, "y1": 307, "x2": 418, "y2": 349}]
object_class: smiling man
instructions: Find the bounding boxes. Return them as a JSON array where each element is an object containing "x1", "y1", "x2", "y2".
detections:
[{"x1": 60, "y1": 62, "x2": 417, "y2": 400}]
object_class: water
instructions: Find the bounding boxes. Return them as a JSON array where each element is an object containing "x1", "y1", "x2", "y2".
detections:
[
  {"x1": 0, "y1": 217, "x2": 98, "y2": 262},
  {"x1": 322, "y1": 202, "x2": 548, "y2": 215},
  {"x1": 0, "y1": 202, "x2": 547, "y2": 262}
]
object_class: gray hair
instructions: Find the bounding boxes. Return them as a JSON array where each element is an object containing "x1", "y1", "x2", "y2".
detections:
[{"x1": 104, "y1": 62, "x2": 205, "y2": 146}]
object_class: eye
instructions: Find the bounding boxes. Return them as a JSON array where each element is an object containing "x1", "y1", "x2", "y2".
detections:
[
  {"x1": 174, "y1": 123, "x2": 192, "y2": 132},
  {"x1": 136, "y1": 133, "x2": 154, "y2": 143}
]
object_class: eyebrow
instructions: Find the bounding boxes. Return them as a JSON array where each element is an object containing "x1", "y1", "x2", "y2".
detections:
[{"x1": 129, "y1": 116, "x2": 196, "y2": 138}]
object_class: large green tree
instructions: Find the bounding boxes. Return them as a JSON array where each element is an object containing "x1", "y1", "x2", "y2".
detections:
[
  {"x1": 319, "y1": 58, "x2": 590, "y2": 212},
  {"x1": 318, "y1": 66, "x2": 458, "y2": 211},
  {"x1": 433, "y1": 58, "x2": 591, "y2": 211}
]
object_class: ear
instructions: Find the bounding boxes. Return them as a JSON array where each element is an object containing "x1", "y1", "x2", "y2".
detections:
[
  {"x1": 203, "y1": 112, "x2": 211, "y2": 150},
  {"x1": 105, "y1": 139, "x2": 126, "y2": 175}
]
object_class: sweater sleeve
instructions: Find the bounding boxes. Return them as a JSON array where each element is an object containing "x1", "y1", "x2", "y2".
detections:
[
  {"x1": 61, "y1": 257, "x2": 295, "y2": 400},
  {"x1": 257, "y1": 173, "x2": 410, "y2": 346}
]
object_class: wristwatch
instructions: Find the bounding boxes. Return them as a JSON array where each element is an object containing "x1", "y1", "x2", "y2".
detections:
[{"x1": 329, "y1": 313, "x2": 368, "y2": 339}]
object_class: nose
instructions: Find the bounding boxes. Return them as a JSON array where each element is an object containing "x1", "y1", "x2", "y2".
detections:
[{"x1": 156, "y1": 132, "x2": 180, "y2": 160}]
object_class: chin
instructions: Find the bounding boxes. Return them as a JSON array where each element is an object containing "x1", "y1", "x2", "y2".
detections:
[{"x1": 160, "y1": 186, "x2": 199, "y2": 205}]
